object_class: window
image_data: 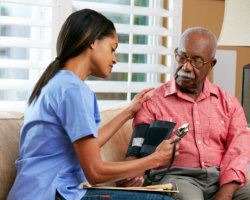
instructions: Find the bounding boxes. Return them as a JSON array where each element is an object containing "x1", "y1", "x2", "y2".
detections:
[{"x1": 0, "y1": 0, "x2": 182, "y2": 111}]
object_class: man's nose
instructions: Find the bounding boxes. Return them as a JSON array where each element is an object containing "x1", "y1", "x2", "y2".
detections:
[{"x1": 182, "y1": 60, "x2": 193, "y2": 72}]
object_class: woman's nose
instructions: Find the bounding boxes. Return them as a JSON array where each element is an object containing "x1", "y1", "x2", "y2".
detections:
[{"x1": 112, "y1": 54, "x2": 117, "y2": 64}]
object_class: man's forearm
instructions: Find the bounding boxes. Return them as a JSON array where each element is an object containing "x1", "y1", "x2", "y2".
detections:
[{"x1": 213, "y1": 182, "x2": 240, "y2": 200}]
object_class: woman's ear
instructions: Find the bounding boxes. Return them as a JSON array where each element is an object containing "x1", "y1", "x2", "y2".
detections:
[{"x1": 90, "y1": 43, "x2": 94, "y2": 49}]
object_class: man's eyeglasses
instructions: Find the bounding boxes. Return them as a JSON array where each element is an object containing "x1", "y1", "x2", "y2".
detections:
[{"x1": 174, "y1": 48, "x2": 214, "y2": 68}]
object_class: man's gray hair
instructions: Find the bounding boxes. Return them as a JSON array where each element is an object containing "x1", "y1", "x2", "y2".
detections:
[{"x1": 179, "y1": 27, "x2": 217, "y2": 57}]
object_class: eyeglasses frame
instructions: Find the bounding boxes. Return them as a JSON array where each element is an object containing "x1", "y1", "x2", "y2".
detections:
[{"x1": 174, "y1": 48, "x2": 214, "y2": 69}]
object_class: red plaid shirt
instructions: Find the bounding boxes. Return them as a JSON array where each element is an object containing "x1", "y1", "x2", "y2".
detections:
[{"x1": 133, "y1": 78, "x2": 250, "y2": 187}]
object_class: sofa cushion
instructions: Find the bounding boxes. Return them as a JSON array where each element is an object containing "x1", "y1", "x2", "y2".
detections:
[
  {"x1": 99, "y1": 107, "x2": 132, "y2": 163},
  {"x1": 0, "y1": 112, "x2": 24, "y2": 200}
]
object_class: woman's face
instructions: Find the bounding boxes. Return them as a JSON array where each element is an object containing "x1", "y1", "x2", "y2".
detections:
[{"x1": 90, "y1": 31, "x2": 118, "y2": 78}]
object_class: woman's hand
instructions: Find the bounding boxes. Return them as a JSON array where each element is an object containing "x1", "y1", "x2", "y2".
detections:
[
  {"x1": 126, "y1": 88, "x2": 153, "y2": 119},
  {"x1": 97, "y1": 88, "x2": 153, "y2": 147},
  {"x1": 154, "y1": 137, "x2": 180, "y2": 167},
  {"x1": 116, "y1": 175, "x2": 144, "y2": 187}
]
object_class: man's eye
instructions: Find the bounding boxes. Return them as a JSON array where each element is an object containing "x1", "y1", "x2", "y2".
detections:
[
  {"x1": 177, "y1": 55, "x2": 186, "y2": 63},
  {"x1": 193, "y1": 59, "x2": 203, "y2": 67}
]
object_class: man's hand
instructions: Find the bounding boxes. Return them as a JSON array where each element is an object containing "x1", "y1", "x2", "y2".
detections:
[
  {"x1": 116, "y1": 175, "x2": 144, "y2": 187},
  {"x1": 213, "y1": 182, "x2": 240, "y2": 200}
]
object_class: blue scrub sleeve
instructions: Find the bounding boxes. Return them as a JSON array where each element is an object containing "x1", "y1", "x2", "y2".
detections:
[{"x1": 56, "y1": 87, "x2": 99, "y2": 143}]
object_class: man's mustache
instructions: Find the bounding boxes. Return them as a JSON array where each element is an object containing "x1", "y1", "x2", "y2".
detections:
[{"x1": 177, "y1": 70, "x2": 195, "y2": 80}]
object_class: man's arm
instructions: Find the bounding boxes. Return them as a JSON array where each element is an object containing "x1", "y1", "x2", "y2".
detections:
[
  {"x1": 218, "y1": 96, "x2": 250, "y2": 197},
  {"x1": 213, "y1": 182, "x2": 240, "y2": 200}
]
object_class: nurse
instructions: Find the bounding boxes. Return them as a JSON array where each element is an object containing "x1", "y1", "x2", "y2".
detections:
[{"x1": 7, "y1": 9, "x2": 178, "y2": 200}]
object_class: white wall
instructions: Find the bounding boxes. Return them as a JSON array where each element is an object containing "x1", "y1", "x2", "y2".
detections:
[{"x1": 213, "y1": 50, "x2": 237, "y2": 95}]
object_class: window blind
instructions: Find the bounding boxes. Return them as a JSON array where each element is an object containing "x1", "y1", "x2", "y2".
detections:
[
  {"x1": 72, "y1": 0, "x2": 183, "y2": 108},
  {"x1": 0, "y1": 0, "x2": 182, "y2": 111},
  {"x1": 0, "y1": 0, "x2": 71, "y2": 111}
]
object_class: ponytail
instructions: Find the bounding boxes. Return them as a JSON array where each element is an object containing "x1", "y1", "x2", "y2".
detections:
[{"x1": 28, "y1": 60, "x2": 62, "y2": 105}]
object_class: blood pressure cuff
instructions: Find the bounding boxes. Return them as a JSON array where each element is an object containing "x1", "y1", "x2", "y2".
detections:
[
  {"x1": 140, "y1": 120, "x2": 176, "y2": 158},
  {"x1": 125, "y1": 120, "x2": 176, "y2": 158},
  {"x1": 125, "y1": 124, "x2": 149, "y2": 158}
]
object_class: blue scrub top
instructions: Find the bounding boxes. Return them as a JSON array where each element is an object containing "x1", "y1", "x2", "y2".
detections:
[{"x1": 7, "y1": 70, "x2": 101, "y2": 200}]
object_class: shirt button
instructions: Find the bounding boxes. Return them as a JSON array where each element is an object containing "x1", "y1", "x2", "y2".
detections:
[
  {"x1": 221, "y1": 120, "x2": 224, "y2": 124},
  {"x1": 196, "y1": 121, "x2": 199, "y2": 124},
  {"x1": 170, "y1": 119, "x2": 172, "y2": 122},
  {"x1": 202, "y1": 161, "x2": 205, "y2": 165},
  {"x1": 198, "y1": 141, "x2": 201, "y2": 144},
  {"x1": 194, "y1": 103, "x2": 197, "y2": 106}
]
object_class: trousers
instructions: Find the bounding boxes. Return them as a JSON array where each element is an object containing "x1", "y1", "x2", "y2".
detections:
[
  {"x1": 56, "y1": 189, "x2": 174, "y2": 200},
  {"x1": 147, "y1": 166, "x2": 250, "y2": 200}
]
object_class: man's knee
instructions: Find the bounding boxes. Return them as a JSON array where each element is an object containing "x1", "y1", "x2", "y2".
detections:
[{"x1": 174, "y1": 180, "x2": 204, "y2": 200}]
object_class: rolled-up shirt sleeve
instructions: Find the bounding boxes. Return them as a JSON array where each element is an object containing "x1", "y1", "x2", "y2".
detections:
[{"x1": 219, "y1": 96, "x2": 250, "y2": 187}]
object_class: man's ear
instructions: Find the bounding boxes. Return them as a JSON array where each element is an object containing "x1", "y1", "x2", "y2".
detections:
[
  {"x1": 207, "y1": 59, "x2": 217, "y2": 75},
  {"x1": 211, "y1": 58, "x2": 217, "y2": 68}
]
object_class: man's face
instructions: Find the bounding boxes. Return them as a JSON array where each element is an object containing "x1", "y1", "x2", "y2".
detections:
[{"x1": 174, "y1": 33, "x2": 216, "y2": 94}]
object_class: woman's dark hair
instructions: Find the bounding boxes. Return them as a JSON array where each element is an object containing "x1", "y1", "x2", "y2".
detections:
[{"x1": 28, "y1": 9, "x2": 115, "y2": 105}]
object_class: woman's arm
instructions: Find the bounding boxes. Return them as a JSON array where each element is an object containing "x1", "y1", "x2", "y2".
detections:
[
  {"x1": 97, "y1": 88, "x2": 152, "y2": 147},
  {"x1": 73, "y1": 135, "x2": 178, "y2": 185},
  {"x1": 116, "y1": 157, "x2": 145, "y2": 187}
]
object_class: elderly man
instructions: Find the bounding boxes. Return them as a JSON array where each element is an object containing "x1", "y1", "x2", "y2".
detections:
[{"x1": 123, "y1": 27, "x2": 250, "y2": 200}]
